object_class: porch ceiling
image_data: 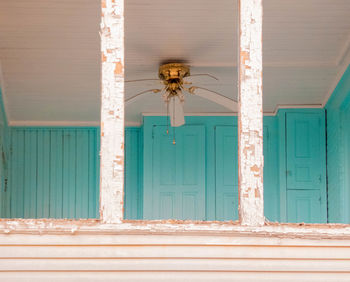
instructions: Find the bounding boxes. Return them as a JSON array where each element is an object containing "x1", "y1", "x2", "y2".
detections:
[{"x1": 0, "y1": 0, "x2": 349, "y2": 125}]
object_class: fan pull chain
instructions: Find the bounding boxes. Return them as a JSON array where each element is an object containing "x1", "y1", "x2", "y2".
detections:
[
  {"x1": 173, "y1": 97, "x2": 176, "y2": 145},
  {"x1": 166, "y1": 99, "x2": 169, "y2": 135}
]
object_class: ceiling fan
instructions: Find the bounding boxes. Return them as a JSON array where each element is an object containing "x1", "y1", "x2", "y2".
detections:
[{"x1": 125, "y1": 62, "x2": 237, "y2": 127}]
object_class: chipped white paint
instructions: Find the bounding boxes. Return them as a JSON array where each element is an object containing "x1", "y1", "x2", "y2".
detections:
[
  {"x1": 100, "y1": 0, "x2": 125, "y2": 223},
  {"x1": 238, "y1": 0, "x2": 264, "y2": 226},
  {"x1": 2, "y1": 220, "x2": 350, "y2": 239}
]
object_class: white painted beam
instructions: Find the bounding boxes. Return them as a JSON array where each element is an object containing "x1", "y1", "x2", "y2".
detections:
[
  {"x1": 100, "y1": 0, "x2": 125, "y2": 223},
  {"x1": 238, "y1": 0, "x2": 264, "y2": 226}
]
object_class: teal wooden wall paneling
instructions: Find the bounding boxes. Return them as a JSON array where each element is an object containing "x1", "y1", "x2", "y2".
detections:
[
  {"x1": 124, "y1": 127, "x2": 142, "y2": 220},
  {"x1": 76, "y1": 130, "x2": 89, "y2": 218},
  {"x1": 0, "y1": 88, "x2": 10, "y2": 218},
  {"x1": 277, "y1": 110, "x2": 287, "y2": 222},
  {"x1": 263, "y1": 117, "x2": 280, "y2": 222},
  {"x1": 89, "y1": 129, "x2": 99, "y2": 219},
  {"x1": 6, "y1": 127, "x2": 99, "y2": 219},
  {"x1": 37, "y1": 130, "x2": 50, "y2": 218},
  {"x1": 342, "y1": 107, "x2": 350, "y2": 223},
  {"x1": 62, "y1": 130, "x2": 75, "y2": 218},
  {"x1": 24, "y1": 130, "x2": 37, "y2": 218},
  {"x1": 49, "y1": 130, "x2": 64, "y2": 218},
  {"x1": 215, "y1": 125, "x2": 238, "y2": 221},
  {"x1": 326, "y1": 65, "x2": 350, "y2": 223}
]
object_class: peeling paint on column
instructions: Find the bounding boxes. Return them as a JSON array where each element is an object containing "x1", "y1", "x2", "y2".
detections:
[
  {"x1": 100, "y1": 0, "x2": 125, "y2": 223},
  {"x1": 238, "y1": 0, "x2": 264, "y2": 226}
]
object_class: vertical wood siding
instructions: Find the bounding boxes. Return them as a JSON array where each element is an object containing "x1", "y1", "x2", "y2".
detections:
[
  {"x1": 0, "y1": 89, "x2": 10, "y2": 218},
  {"x1": 326, "y1": 65, "x2": 350, "y2": 223},
  {"x1": 124, "y1": 128, "x2": 142, "y2": 220},
  {"x1": 6, "y1": 127, "x2": 100, "y2": 219}
]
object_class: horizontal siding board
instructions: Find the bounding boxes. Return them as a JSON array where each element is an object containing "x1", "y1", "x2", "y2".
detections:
[
  {"x1": 0, "y1": 234, "x2": 350, "y2": 280},
  {"x1": 0, "y1": 258, "x2": 350, "y2": 272},
  {"x1": 0, "y1": 245, "x2": 350, "y2": 259},
  {"x1": 1, "y1": 272, "x2": 350, "y2": 282}
]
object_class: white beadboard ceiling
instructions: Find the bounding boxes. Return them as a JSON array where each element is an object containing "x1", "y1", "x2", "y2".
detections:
[{"x1": 0, "y1": 0, "x2": 349, "y2": 125}]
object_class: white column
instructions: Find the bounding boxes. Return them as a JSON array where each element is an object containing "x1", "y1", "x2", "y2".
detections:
[
  {"x1": 100, "y1": 0, "x2": 125, "y2": 223},
  {"x1": 238, "y1": 0, "x2": 264, "y2": 226}
]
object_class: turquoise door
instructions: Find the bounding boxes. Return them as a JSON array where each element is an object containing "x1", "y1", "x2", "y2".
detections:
[
  {"x1": 215, "y1": 126, "x2": 238, "y2": 221},
  {"x1": 285, "y1": 112, "x2": 327, "y2": 223},
  {"x1": 150, "y1": 125, "x2": 206, "y2": 220}
]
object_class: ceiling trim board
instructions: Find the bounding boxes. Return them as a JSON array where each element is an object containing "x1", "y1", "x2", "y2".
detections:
[{"x1": 271, "y1": 104, "x2": 323, "y2": 116}]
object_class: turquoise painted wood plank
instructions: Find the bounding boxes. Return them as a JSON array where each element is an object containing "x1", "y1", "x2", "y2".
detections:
[
  {"x1": 62, "y1": 130, "x2": 76, "y2": 218},
  {"x1": 124, "y1": 128, "x2": 141, "y2": 220},
  {"x1": 7, "y1": 127, "x2": 99, "y2": 219},
  {"x1": 215, "y1": 126, "x2": 238, "y2": 221},
  {"x1": 263, "y1": 118, "x2": 280, "y2": 222},
  {"x1": 9, "y1": 130, "x2": 17, "y2": 217},
  {"x1": 36, "y1": 130, "x2": 50, "y2": 218},
  {"x1": 14, "y1": 130, "x2": 25, "y2": 218},
  {"x1": 88, "y1": 129, "x2": 98, "y2": 218},
  {"x1": 23, "y1": 130, "x2": 37, "y2": 218},
  {"x1": 95, "y1": 128, "x2": 100, "y2": 218},
  {"x1": 49, "y1": 130, "x2": 64, "y2": 218},
  {"x1": 326, "y1": 66, "x2": 350, "y2": 223},
  {"x1": 76, "y1": 130, "x2": 89, "y2": 218}
]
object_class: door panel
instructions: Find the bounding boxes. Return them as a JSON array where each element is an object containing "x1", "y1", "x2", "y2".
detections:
[
  {"x1": 152, "y1": 125, "x2": 205, "y2": 220},
  {"x1": 286, "y1": 113, "x2": 324, "y2": 190},
  {"x1": 287, "y1": 190, "x2": 324, "y2": 223}
]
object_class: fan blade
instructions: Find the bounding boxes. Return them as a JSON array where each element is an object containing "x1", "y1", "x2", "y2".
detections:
[
  {"x1": 168, "y1": 96, "x2": 185, "y2": 127},
  {"x1": 187, "y1": 74, "x2": 219, "y2": 81},
  {"x1": 125, "y1": 89, "x2": 162, "y2": 106},
  {"x1": 125, "y1": 79, "x2": 160, "y2": 83},
  {"x1": 187, "y1": 86, "x2": 237, "y2": 111}
]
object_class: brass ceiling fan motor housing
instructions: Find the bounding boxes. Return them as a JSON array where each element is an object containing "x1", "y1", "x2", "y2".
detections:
[
  {"x1": 158, "y1": 63, "x2": 190, "y2": 94},
  {"x1": 158, "y1": 63, "x2": 190, "y2": 81}
]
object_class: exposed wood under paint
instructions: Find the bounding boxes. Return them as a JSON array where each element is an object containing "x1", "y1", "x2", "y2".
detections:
[
  {"x1": 2, "y1": 219, "x2": 350, "y2": 239},
  {"x1": 100, "y1": 0, "x2": 125, "y2": 224},
  {"x1": 238, "y1": 0, "x2": 264, "y2": 226}
]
